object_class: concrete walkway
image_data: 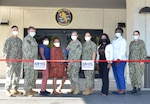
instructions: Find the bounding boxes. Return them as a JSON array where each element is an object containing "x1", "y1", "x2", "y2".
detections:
[{"x1": 0, "y1": 78, "x2": 150, "y2": 104}]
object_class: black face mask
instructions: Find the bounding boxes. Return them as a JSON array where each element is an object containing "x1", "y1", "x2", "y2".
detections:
[{"x1": 101, "y1": 39, "x2": 107, "y2": 43}]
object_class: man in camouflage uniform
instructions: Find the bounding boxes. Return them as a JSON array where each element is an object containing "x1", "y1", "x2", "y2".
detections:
[
  {"x1": 23, "y1": 26, "x2": 38, "y2": 96},
  {"x1": 3, "y1": 26, "x2": 23, "y2": 97},
  {"x1": 67, "y1": 31, "x2": 82, "y2": 95},
  {"x1": 128, "y1": 30, "x2": 147, "y2": 95},
  {"x1": 82, "y1": 32, "x2": 96, "y2": 95}
]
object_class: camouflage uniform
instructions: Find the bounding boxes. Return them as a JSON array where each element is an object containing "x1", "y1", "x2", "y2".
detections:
[
  {"x1": 3, "y1": 36, "x2": 22, "y2": 91},
  {"x1": 67, "y1": 39, "x2": 82, "y2": 92},
  {"x1": 23, "y1": 35, "x2": 38, "y2": 91},
  {"x1": 82, "y1": 40, "x2": 96, "y2": 89},
  {"x1": 129, "y1": 39, "x2": 147, "y2": 89}
]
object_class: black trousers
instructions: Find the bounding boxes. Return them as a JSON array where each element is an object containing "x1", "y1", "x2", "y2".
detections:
[{"x1": 99, "y1": 62, "x2": 109, "y2": 95}]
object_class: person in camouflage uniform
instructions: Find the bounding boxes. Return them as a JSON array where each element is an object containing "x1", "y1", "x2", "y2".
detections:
[
  {"x1": 128, "y1": 30, "x2": 147, "y2": 95},
  {"x1": 23, "y1": 26, "x2": 38, "y2": 96},
  {"x1": 67, "y1": 31, "x2": 82, "y2": 95},
  {"x1": 3, "y1": 26, "x2": 23, "y2": 97},
  {"x1": 82, "y1": 32, "x2": 96, "y2": 95}
]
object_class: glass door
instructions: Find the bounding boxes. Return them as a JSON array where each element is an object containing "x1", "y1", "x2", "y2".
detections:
[{"x1": 24, "y1": 28, "x2": 103, "y2": 78}]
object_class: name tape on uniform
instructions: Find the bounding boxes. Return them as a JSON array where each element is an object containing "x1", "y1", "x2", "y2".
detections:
[
  {"x1": 82, "y1": 60, "x2": 94, "y2": 70},
  {"x1": 34, "y1": 60, "x2": 47, "y2": 70}
]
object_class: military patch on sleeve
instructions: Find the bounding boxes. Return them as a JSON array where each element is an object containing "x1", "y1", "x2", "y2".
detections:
[
  {"x1": 76, "y1": 45, "x2": 80, "y2": 48},
  {"x1": 27, "y1": 40, "x2": 31, "y2": 44}
]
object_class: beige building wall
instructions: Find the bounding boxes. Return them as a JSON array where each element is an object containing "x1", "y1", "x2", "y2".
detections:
[
  {"x1": 0, "y1": 6, "x2": 126, "y2": 78},
  {"x1": 126, "y1": 0, "x2": 150, "y2": 86}
]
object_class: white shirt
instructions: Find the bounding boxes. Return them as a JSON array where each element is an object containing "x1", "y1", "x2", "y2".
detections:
[
  {"x1": 112, "y1": 36, "x2": 127, "y2": 60},
  {"x1": 96, "y1": 44, "x2": 113, "y2": 63}
]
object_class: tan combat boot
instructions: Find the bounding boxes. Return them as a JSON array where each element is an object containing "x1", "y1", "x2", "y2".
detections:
[
  {"x1": 30, "y1": 89, "x2": 38, "y2": 95},
  {"x1": 82, "y1": 88, "x2": 91, "y2": 95},
  {"x1": 89, "y1": 88, "x2": 93, "y2": 94},
  {"x1": 5, "y1": 89, "x2": 13, "y2": 97},
  {"x1": 24, "y1": 91, "x2": 34, "y2": 97},
  {"x1": 67, "y1": 87, "x2": 75, "y2": 94},
  {"x1": 11, "y1": 89, "x2": 23, "y2": 95},
  {"x1": 73, "y1": 88, "x2": 80, "y2": 95}
]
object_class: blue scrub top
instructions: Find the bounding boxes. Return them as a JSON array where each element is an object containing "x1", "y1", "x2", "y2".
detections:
[{"x1": 38, "y1": 44, "x2": 50, "y2": 60}]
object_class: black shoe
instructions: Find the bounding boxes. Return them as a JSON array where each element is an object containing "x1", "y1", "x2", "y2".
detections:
[
  {"x1": 134, "y1": 88, "x2": 141, "y2": 95},
  {"x1": 45, "y1": 90, "x2": 51, "y2": 94},
  {"x1": 127, "y1": 87, "x2": 136, "y2": 94},
  {"x1": 40, "y1": 91, "x2": 50, "y2": 96}
]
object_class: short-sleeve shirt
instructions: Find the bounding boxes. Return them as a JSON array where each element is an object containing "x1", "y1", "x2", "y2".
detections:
[{"x1": 39, "y1": 44, "x2": 50, "y2": 60}]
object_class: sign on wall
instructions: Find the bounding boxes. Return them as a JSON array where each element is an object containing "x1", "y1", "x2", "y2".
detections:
[{"x1": 55, "y1": 8, "x2": 73, "y2": 26}]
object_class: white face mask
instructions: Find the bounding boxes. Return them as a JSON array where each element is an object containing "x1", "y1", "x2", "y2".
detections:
[
  {"x1": 133, "y1": 35, "x2": 139, "y2": 40},
  {"x1": 54, "y1": 42, "x2": 60, "y2": 47},
  {"x1": 85, "y1": 37, "x2": 91, "y2": 41},
  {"x1": 115, "y1": 33, "x2": 121, "y2": 38},
  {"x1": 71, "y1": 36, "x2": 77, "y2": 41},
  {"x1": 43, "y1": 40, "x2": 49, "y2": 45},
  {"x1": 12, "y1": 31, "x2": 18, "y2": 36},
  {"x1": 29, "y1": 32, "x2": 36, "y2": 37}
]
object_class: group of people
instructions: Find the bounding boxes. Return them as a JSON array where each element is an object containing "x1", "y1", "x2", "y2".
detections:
[{"x1": 3, "y1": 25, "x2": 147, "y2": 97}]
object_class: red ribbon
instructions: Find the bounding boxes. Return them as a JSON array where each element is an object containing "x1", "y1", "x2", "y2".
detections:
[{"x1": 0, "y1": 59, "x2": 149, "y2": 63}]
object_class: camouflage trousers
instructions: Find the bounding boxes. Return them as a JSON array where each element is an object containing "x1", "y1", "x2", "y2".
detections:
[
  {"x1": 33, "y1": 71, "x2": 38, "y2": 88},
  {"x1": 129, "y1": 63, "x2": 145, "y2": 88},
  {"x1": 5, "y1": 63, "x2": 22, "y2": 90},
  {"x1": 67, "y1": 66, "x2": 80, "y2": 89},
  {"x1": 24, "y1": 63, "x2": 38, "y2": 91},
  {"x1": 83, "y1": 70, "x2": 95, "y2": 88}
]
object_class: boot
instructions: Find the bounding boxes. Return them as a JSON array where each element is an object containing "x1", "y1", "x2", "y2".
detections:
[
  {"x1": 67, "y1": 87, "x2": 75, "y2": 94},
  {"x1": 89, "y1": 88, "x2": 93, "y2": 94},
  {"x1": 127, "y1": 87, "x2": 136, "y2": 94},
  {"x1": 24, "y1": 91, "x2": 34, "y2": 97},
  {"x1": 134, "y1": 88, "x2": 141, "y2": 95},
  {"x1": 5, "y1": 89, "x2": 13, "y2": 97},
  {"x1": 11, "y1": 89, "x2": 23, "y2": 95},
  {"x1": 82, "y1": 88, "x2": 91, "y2": 95},
  {"x1": 30, "y1": 89, "x2": 38, "y2": 95},
  {"x1": 73, "y1": 88, "x2": 80, "y2": 95}
]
